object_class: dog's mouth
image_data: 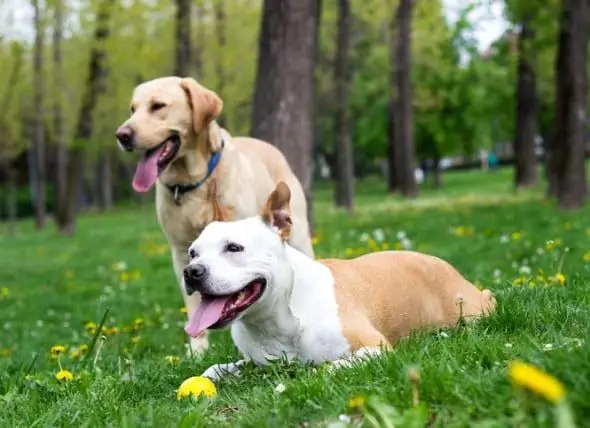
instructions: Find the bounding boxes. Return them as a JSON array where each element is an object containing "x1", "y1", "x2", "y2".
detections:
[
  {"x1": 131, "y1": 134, "x2": 180, "y2": 193},
  {"x1": 184, "y1": 278, "x2": 267, "y2": 338}
]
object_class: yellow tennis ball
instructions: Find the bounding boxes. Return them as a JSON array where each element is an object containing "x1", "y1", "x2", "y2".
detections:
[{"x1": 177, "y1": 376, "x2": 217, "y2": 400}]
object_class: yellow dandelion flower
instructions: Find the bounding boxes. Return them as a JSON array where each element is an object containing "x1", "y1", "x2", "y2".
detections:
[
  {"x1": 344, "y1": 248, "x2": 354, "y2": 257},
  {"x1": 165, "y1": 355, "x2": 180, "y2": 364},
  {"x1": 55, "y1": 369, "x2": 74, "y2": 382},
  {"x1": 69, "y1": 344, "x2": 89, "y2": 359},
  {"x1": 84, "y1": 321, "x2": 97, "y2": 334},
  {"x1": 0, "y1": 287, "x2": 10, "y2": 299},
  {"x1": 131, "y1": 335, "x2": 141, "y2": 344},
  {"x1": 177, "y1": 376, "x2": 217, "y2": 400},
  {"x1": 347, "y1": 395, "x2": 366, "y2": 409},
  {"x1": 50, "y1": 345, "x2": 66, "y2": 356},
  {"x1": 107, "y1": 326, "x2": 120, "y2": 335},
  {"x1": 311, "y1": 236, "x2": 321, "y2": 246},
  {"x1": 554, "y1": 273, "x2": 566, "y2": 285},
  {"x1": 180, "y1": 307, "x2": 188, "y2": 315},
  {"x1": 511, "y1": 231, "x2": 523, "y2": 241},
  {"x1": 130, "y1": 270, "x2": 141, "y2": 281},
  {"x1": 583, "y1": 251, "x2": 590, "y2": 262},
  {"x1": 508, "y1": 361, "x2": 565, "y2": 404},
  {"x1": 120, "y1": 272, "x2": 130, "y2": 282},
  {"x1": 368, "y1": 239, "x2": 378, "y2": 251}
]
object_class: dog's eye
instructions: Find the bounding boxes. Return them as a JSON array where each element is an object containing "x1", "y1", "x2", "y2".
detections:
[
  {"x1": 188, "y1": 248, "x2": 198, "y2": 259},
  {"x1": 151, "y1": 102, "x2": 166, "y2": 112},
  {"x1": 130, "y1": 105, "x2": 136, "y2": 114},
  {"x1": 225, "y1": 243, "x2": 244, "y2": 253}
]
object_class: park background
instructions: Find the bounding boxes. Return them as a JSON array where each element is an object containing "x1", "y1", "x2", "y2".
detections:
[{"x1": 1, "y1": 0, "x2": 590, "y2": 426}]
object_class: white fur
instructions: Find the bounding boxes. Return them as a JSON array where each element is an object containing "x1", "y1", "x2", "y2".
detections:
[{"x1": 186, "y1": 217, "x2": 354, "y2": 379}]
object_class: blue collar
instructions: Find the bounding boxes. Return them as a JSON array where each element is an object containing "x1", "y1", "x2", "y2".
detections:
[{"x1": 166, "y1": 139, "x2": 225, "y2": 205}]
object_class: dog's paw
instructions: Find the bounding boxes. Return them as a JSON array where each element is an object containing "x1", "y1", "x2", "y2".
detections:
[
  {"x1": 185, "y1": 335, "x2": 209, "y2": 358},
  {"x1": 201, "y1": 360, "x2": 246, "y2": 381}
]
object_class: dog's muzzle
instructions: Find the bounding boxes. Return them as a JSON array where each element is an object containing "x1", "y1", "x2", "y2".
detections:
[
  {"x1": 116, "y1": 125, "x2": 135, "y2": 152},
  {"x1": 183, "y1": 263, "x2": 209, "y2": 296}
]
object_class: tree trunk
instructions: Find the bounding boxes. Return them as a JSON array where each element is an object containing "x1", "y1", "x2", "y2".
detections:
[
  {"x1": 394, "y1": 0, "x2": 417, "y2": 197},
  {"x1": 433, "y1": 151, "x2": 442, "y2": 189},
  {"x1": 214, "y1": 1, "x2": 227, "y2": 128},
  {"x1": 251, "y1": 0, "x2": 320, "y2": 232},
  {"x1": 333, "y1": 0, "x2": 354, "y2": 211},
  {"x1": 386, "y1": 100, "x2": 398, "y2": 192},
  {"x1": 54, "y1": 0, "x2": 114, "y2": 234},
  {"x1": 53, "y1": 0, "x2": 68, "y2": 218},
  {"x1": 32, "y1": 0, "x2": 46, "y2": 229},
  {"x1": 514, "y1": 19, "x2": 539, "y2": 189},
  {"x1": 194, "y1": 4, "x2": 205, "y2": 79},
  {"x1": 174, "y1": 0, "x2": 191, "y2": 77},
  {"x1": 97, "y1": 151, "x2": 113, "y2": 211},
  {"x1": 552, "y1": 0, "x2": 589, "y2": 209}
]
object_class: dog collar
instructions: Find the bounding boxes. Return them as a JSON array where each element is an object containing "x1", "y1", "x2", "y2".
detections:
[{"x1": 166, "y1": 139, "x2": 225, "y2": 205}]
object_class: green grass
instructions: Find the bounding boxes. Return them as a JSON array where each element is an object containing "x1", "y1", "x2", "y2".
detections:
[{"x1": 1, "y1": 167, "x2": 589, "y2": 427}]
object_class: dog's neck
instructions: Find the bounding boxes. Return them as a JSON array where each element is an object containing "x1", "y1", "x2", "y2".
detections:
[
  {"x1": 233, "y1": 246, "x2": 334, "y2": 361},
  {"x1": 159, "y1": 123, "x2": 223, "y2": 189}
]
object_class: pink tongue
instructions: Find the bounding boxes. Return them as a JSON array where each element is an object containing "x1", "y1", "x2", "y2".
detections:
[
  {"x1": 184, "y1": 296, "x2": 232, "y2": 338},
  {"x1": 132, "y1": 145, "x2": 166, "y2": 192}
]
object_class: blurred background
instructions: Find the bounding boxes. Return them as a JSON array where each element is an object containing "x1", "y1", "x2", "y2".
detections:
[{"x1": 0, "y1": 0, "x2": 588, "y2": 235}]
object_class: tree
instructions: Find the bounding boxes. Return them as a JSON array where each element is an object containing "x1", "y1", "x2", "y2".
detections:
[
  {"x1": 251, "y1": 0, "x2": 320, "y2": 231},
  {"x1": 514, "y1": 19, "x2": 539, "y2": 188},
  {"x1": 214, "y1": 0, "x2": 227, "y2": 127},
  {"x1": 550, "y1": 0, "x2": 589, "y2": 209},
  {"x1": 174, "y1": 0, "x2": 191, "y2": 76},
  {"x1": 0, "y1": 42, "x2": 25, "y2": 236},
  {"x1": 31, "y1": 0, "x2": 47, "y2": 229},
  {"x1": 391, "y1": 0, "x2": 417, "y2": 197},
  {"x1": 54, "y1": 0, "x2": 115, "y2": 234},
  {"x1": 52, "y1": 0, "x2": 68, "y2": 218},
  {"x1": 333, "y1": 0, "x2": 354, "y2": 211}
]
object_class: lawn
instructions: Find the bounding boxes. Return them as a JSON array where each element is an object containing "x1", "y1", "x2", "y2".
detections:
[{"x1": 1, "y1": 167, "x2": 589, "y2": 427}]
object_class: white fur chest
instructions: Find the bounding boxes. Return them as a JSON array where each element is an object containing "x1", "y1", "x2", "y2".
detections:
[{"x1": 230, "y1": 249, "x2": 351, "y2": 366}]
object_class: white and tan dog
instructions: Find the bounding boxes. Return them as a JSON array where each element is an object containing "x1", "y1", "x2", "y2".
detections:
[
  {"x1": 115, "y1": 77, "x2": 314, "y2": 355},
  {"x1": 182, "y1": 182, "x2": 497, "y2": 380}
]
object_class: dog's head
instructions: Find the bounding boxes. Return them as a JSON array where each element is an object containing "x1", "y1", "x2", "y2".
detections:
[
  {"x1": 182, "y1": 182, "x2": 294, "y2": 338},
  {"x1": 115, "y1": 76, "x2": 223, "y2": 192}
]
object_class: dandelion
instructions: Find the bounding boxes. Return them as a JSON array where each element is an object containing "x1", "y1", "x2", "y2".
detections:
[
  {"x1": 177, "y1": 376, "x2": 217, "y2": 400},
  {"x1": 50, "y1": 345, "x2": 66, "y2": 358},
  {"x1": 55, "y1": 369, "x2": 74, "y2": 382},
  {"x1": 311, "y1": 235, "x2": 321, "y2": 246},
  {"x1": 508, "y1": 361, "x2": 566, "y2": 404},
  {"x1": 511, "y1": 232, "x2": 523, "y2": 241},
  {"x1": 347, "y1": 395, "x2": 366, "y2": 409},
  {"x1": 345, "y1": 248, "x2": 354, "y2": 257},
  {"x1": 165, "y1": 355, "x2": 180, "y2": 364},
  {"x1": 583, "y1": 251, "x2": 590, "y2": 262},
  {"x1": 120, "y1": 272, "x2": 130, "y2": 282},
  {"x1": 85, "y1": 321, "x2": 97, "y2": 335},
  {"x1": 131, "y1": 335, "x2": 141, "y2": 344},
  {"x1": 69, "y1": 344, "x2": 89, "y2": 359},
  {"x1": 133, "y1": 318, "x2": 144, "y2": 330},
  {"x1": 180, "y1": 307, "x2": 188, "y2": 315},
  {"x1": 130, "y1": 270, "x2": 141, "y2": 281},
  {"x1": 552, "y1": 273, "x2": 566, "y2": 286},
  {"x1": 0, "y1": 287, "x2": 10, "y2": 300}
]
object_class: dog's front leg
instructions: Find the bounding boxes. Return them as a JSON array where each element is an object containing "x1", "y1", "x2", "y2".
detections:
[
  {"x1": 329, "y1": 347, "x2": 383, "y2": 371},
  {"x1": 201, "y1": 360, "x2": 247, "y2": 381},
  {"x1": 172, "y1": 249, "x2": 209, "y2": 357}
]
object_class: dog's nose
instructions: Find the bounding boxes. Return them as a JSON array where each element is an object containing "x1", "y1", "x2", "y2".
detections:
[
  {"x1": 116, "y1": 125, "x2": 135, "y2": 151},
  {"x1": 183, "y1": 263, "x2": 208, "y2": 295}
]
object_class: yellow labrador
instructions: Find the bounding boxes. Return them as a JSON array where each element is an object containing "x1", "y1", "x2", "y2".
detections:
[{"x1": 115, "y1": 76, "x2": 314, "y2": 355}]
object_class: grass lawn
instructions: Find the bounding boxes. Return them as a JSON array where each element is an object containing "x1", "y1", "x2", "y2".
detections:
[{"x1": 1, "y1": 166, "x2": 589, "y2": 427}]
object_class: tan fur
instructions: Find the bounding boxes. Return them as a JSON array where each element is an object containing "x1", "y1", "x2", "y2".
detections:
[
  {"x1": 120, "y1": 77, "x2": 314, "y2": 354},
  {"x1": 265, "y1": 181, "x2": 495, "y2": 353},
  {"x1": 321, "y1": 252, "x2": 496, "y2": 351}
]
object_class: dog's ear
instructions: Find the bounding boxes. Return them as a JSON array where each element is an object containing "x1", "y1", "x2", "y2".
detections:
[
  {"x1": 179, "y1": 77, "x2": 223, "y2": 140},
  {"x1": 261, "y1": 181, "x2": 292, "y2": 240}
]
